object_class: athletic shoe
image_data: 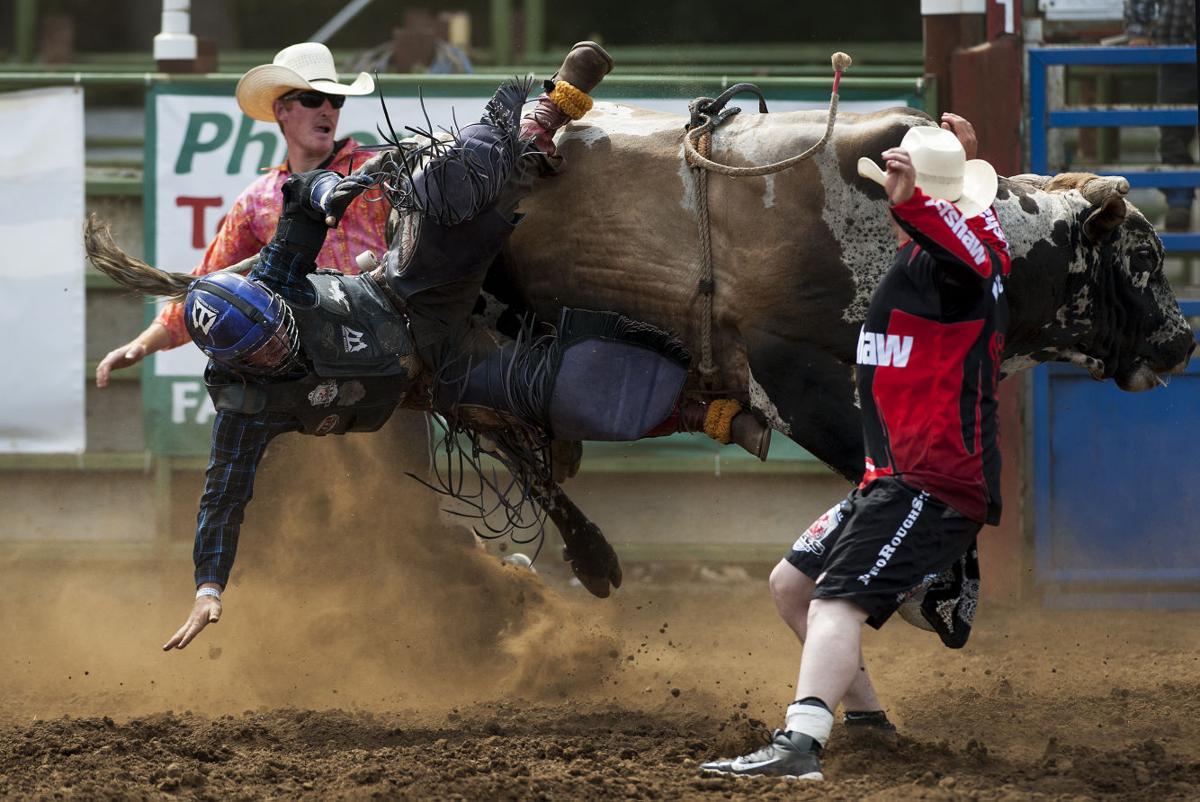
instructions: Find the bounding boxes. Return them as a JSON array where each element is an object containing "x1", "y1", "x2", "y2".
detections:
[
  {"x1": 699, "y1": 730, "x2": 823, "y2": 780},
  {"x1": 842, "y1": 710, "x2": 898, "y2": 742}
]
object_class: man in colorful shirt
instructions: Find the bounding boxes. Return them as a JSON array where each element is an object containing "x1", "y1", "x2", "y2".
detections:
[
  {"x1": 701, "y1": 115, "x2": 1010, "y2": 781},
  {"x1": 95, "y1": 42, "x2": 389, "y2": 386}
]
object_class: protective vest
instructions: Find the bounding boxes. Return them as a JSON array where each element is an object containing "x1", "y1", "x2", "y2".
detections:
[{"x1": 206, "y1": 272, "x2": 419, "y2": 436}]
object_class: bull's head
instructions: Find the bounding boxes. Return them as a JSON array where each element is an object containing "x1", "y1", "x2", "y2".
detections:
[{"x1": 998, "y1": 172, "x2": 1195, "y2": 391}]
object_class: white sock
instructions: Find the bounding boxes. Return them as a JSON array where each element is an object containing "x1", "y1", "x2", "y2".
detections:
[{"x1": 785, "y1": 701, "x2": 833, "y2": 748}]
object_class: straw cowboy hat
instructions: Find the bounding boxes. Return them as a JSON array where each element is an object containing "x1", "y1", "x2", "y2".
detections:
[
  {"x1": 236, "y1": 42, "x2": 375, "y2": 122},
  {"x1": 857, "y1": 126, "x2": 998, "y2": 218}
]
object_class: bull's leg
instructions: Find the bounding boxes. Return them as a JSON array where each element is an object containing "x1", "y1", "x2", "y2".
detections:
[
  {"x1": 744, "y1": 330, "x2": 865, "y2": 483},
  {"x1": 534, "y1": 480, "x2": 622, "y2": 598}
]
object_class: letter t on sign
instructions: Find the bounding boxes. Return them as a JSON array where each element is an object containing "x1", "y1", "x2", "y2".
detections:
[{"x1": 176, "y1": 196, "x2": 224, "y2": 248}]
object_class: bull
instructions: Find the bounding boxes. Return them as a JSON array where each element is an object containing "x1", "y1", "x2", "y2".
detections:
[
  {"x1": 493, "y1": 101, "x2": 1195, "y2": 485},
  {"x1": 87, "y1": 94, "x2": 1195, "y2": 600}
]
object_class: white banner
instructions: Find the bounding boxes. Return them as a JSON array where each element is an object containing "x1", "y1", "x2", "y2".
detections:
[{"x1": 0, "y1": 87, "x2": 85, "y2": 453}]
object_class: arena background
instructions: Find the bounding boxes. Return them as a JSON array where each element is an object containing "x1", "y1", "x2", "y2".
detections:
[{"x1": 1, "y1": 0, "x2": 1198, "y2": 798}]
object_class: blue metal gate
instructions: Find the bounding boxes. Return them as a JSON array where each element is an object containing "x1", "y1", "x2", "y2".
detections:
[
  {"x1": 1032, "y1": 301, "x2": 1200, "y2": 607},
  {"x1": 1028, "y1": 45, "x2": 1200, "y2": 253}
]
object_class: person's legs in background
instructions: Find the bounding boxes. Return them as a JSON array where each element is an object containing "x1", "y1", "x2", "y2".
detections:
[{"x1": 1159, "y1": 62, "x2": 1198, "y2": 232}]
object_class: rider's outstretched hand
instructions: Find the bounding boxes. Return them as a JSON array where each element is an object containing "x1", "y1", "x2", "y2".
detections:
[{"x1": 163, "y1": 591, "x2": 222, "y2": 651}]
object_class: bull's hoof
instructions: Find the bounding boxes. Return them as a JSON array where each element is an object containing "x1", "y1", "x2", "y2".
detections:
[{"x1": 563, "y1": 543, "x2": 623, "y2": 598}]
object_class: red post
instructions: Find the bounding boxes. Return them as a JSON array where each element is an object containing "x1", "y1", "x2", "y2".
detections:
[
  {"x1": 922, "y1": 0, "x2": 986, "y2": 115},
  {"x1": 987, "y1": 0, "x2": 1022, "y2": 40},
  {"x1": 926, "y1": 0, "x2": 1028, "y2": 601}
]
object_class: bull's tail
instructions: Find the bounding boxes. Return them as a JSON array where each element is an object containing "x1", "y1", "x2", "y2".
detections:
[{"x1": 84, "y1": 215, "x2": 192, "y2": 299}]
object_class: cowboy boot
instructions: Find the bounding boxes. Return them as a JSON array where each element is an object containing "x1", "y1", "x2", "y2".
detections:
[
  {"x1": 678, "y1": 399, "x2": 772, "y2": 462},
  {"x1": 520, "y1": 41, "x2": 614, "y2": 157}
]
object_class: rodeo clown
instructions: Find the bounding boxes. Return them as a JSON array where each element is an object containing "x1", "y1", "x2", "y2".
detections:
[
  {"x1": 701, "y1": 115, "x2": 1010, "y2": 781},
  {"x1": 86, "y1": 42, "x2": 768, "y2": 651}
]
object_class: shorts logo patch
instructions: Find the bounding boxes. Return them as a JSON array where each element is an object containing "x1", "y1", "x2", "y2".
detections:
[
  {"x1": 314, "y1": 414, "x2": 340, "y2": 435},
  {"x1": 857, "y1": 491, "x2": 929, "y2": 586},
  {"x1": 336, "y1": 380, "x2": 366, "y2": 406},
  {"x1": 793, "y1": 501, "x2": 845, "y2": 557},
  {"x1": 308, "y1": 380, "x2": 338, "y2": 407}
]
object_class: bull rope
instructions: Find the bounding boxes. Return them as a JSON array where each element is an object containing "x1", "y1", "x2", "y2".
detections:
[{"x1": 684, "y1": 52, "x2": 851, "y2": 387}]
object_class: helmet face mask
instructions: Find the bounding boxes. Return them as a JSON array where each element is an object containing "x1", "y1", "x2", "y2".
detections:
[
  {"x1": 226, "y1": 303, "x2": 300, "y2": 375},
  {"x1": 184, "y1": 273, "x2": 302, "y2": 377}
]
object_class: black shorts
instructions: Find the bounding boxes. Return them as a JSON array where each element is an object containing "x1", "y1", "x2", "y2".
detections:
[{"x1": 785, "y1": 477, "x2": 981, "y2": 629}]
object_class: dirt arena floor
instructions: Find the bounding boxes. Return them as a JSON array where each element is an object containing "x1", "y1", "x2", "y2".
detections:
[{"x1": 3, "y1": 427, "x2": 1199, "y2": 800}]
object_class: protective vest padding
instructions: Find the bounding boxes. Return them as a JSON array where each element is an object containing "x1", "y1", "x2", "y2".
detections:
[
  {"x1": 546, "y1": 309, "x2": 690, "y2": 441},
  {"x1": 290, "y1": 271, "x2": 418, "y2": 378},
  {"x1": 208, "y1": 372, "x2": 410, "y2": 436},
  {"x1": 205, "y1": 272, "x2": 417, "y2": 436}
]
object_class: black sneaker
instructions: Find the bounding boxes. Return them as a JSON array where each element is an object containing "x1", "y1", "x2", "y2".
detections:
[
  {"x1": 699, "y1": 730, "x2": 823, "y2": 780},
  {"x1": 842, "y1": 710, "x2": 898, "y2": 742}
]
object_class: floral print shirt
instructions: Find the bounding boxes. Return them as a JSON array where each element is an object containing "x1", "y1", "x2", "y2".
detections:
[{"x1": 154, "y1": 137, "x2": 391, "y2": 348}]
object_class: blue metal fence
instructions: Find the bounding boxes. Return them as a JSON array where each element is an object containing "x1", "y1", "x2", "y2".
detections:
[
  {"x1": 1032, "y1": 299, "x2": 1200, "y2": 599},
  {"x1": 1028, "y1": 45, "x2": 1200, "y2": 253}
]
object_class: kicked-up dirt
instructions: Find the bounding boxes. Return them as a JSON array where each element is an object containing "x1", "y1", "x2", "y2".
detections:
[
  {"x1": 2, "y1": 572, "x2": 1199, "y2": 800},
  {"x1": 3, "y1": 424, "x2": 1199, "y2": 799}
]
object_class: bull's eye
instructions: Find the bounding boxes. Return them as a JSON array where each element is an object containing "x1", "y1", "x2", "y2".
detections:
[{"x1": 1131, "y1": 246, "x2": 1158, "y2": 275}]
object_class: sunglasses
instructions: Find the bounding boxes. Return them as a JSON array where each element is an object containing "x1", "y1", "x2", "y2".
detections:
[{"x1": 281, "y1": 90, "x2": 345, "y2": 110}]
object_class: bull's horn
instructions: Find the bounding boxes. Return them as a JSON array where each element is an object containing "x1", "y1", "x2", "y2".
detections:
[
  {"x1": 1080, "y1": 175, "x2": 1130, "y2": 204},
  {"x1": 1103, "y1": 176, "x2": 1130, "y2": 196},
  {"x1": 832, "y1": 52, "x2": 852, "y2": 72}
]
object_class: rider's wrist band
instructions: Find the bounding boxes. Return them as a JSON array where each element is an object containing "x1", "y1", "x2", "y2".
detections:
[{"x1": 196, "y1": 587, "x2": 222, "y2": 601}]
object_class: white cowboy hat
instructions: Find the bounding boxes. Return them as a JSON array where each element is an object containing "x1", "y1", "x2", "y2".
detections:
[
  {"x1": 235, "y1": 42, "x2": 375, "y2": 122},
  {"x1": 857, "y1": 126, "x2": 998, "y2": 218}
]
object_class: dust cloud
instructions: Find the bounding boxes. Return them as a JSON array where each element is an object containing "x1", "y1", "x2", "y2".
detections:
[{"x1": 0, "y1": 413, "x2": 621, "y2": 720}]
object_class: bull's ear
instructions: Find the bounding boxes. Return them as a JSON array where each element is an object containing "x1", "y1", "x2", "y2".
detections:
[{"x1": 1083, "y1": 195, "x2": 1128, "y2": 245}]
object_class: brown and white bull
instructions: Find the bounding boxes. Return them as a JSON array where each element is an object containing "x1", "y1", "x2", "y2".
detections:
[{"x1": 495, "y1": 102, "x2": 1195, "y2": 485}]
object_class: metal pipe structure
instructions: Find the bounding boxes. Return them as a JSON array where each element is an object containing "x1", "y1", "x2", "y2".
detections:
[
  {"x1": 0, "y1": 71, "x2": 926, "y2": 95},
  {"x1": 153, "y1": 0, "x2": 197, "y2": 64},
  {"x1": 523, "y1": 0, "x2": 545, "y2": 61},
  {"x1": 15, "y1": 0, "x2": 38, "y2": 64},
  {"x1": 311, "y1": 0, "x2": 377, "y2": 45},
  {"x1": 490, "y1": 0, "x2": 512, "y2": 66}
]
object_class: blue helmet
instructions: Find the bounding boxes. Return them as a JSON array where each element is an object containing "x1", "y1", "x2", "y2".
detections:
[{"x1": 184, "y1": 272, "x2": 300, "y2": 375}]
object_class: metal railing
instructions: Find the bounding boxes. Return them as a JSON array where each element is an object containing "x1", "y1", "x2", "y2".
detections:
[{"x1": 1028, "y1": 45, "x2": 1199, "y2": 253}]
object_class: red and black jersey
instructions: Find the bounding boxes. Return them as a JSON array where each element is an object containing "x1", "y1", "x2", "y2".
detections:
[{"x1": 857, "y1": 188, "x2": 1011, "y2": 524}]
